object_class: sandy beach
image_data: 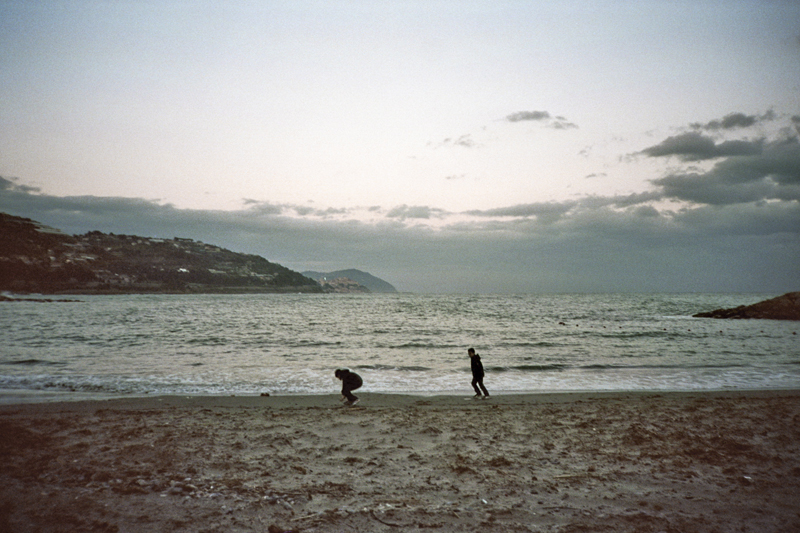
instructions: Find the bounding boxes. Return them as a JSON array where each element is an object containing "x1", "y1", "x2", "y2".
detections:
[{"x1": 1, "y1": 391, "x2": 799, "y2": 532}]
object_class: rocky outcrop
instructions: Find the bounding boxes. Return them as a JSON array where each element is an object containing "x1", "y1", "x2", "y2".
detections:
[
  {"x1": 693, "y1": 292, "x2": 800, "y2": 321},
  {"x1": 318, "y1": 277, "x2": 370, "y2": 294},
  {"x1": 303, "y1": 269, "x2": 397, "y2": 293}
]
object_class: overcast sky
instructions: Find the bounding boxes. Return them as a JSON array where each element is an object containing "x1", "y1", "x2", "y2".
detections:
[{"x1": 1, "y1": 1, "x2": 799, "y2": 293}]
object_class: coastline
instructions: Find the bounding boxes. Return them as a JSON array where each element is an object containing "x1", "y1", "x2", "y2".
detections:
[
  {"x1": 2, "y1": 390, "x2": 799, "y2": 532},
  {"x1": 3, "y1": 387, "x2": 800, "y2": 409}
]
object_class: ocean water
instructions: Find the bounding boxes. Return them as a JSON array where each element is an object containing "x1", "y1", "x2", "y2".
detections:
[{"x1": 1, "y1": 293, "x2": 798, "y2": 402}]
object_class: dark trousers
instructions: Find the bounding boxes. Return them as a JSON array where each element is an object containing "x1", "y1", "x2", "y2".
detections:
[
  {"x1": 342, "y1": 384, "x2": 361, "y2": 402},
  {"x1": 472, "y1": 376, "x2": 489, "y2": 396}
]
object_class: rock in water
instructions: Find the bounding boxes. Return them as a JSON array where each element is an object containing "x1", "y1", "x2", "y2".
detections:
[{"x1": 693, "y1": 292, "x2": 800, "y2": 321}]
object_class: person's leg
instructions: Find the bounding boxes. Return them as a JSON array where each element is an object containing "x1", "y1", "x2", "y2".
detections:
[
  {"x1": 343, "y1": 386, "x2": 357, "y2": 402},
  {"x1": 478, "y1": 379, "x2": 489, "y2": 396},
  {"x1": 472, "y1": 377, "x2": 482, "y2": 395}
]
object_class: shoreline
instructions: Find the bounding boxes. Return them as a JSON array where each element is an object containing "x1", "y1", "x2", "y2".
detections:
[
  {"x1": 2, "y1": 389, "x2": 799, "y2": 532},
  {"x1": 1, "y1": 387, "x2": 799, "y2": 409}
]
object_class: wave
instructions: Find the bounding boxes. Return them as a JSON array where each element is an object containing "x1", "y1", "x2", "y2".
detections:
[
  {"x1": 354, "y1": 364, "x2": 432, "y2": 372},
  {"x1": 577, "y1": 363, "x2": 753, "y2": 370},
  {"x1": 497, "y1": 341, "x2": 561, "y2": 348},
  {"x1": 385, "y1": 342, "x2": 464, "y2": 350},
  {"x1": 486, "y1": 362, "x2": 759, "y2": 373},
  {"x1": 488, "y1": 364, "x2": 568, "y2": 373},
  {"x1": 0, "y1": 358, "x2": 64, "y2": 366},
  {"x1": 186, "y1": 336, "x2": 229, "y2": 346}
]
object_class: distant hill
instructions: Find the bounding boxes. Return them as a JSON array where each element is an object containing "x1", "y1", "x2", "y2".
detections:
[
  {"x1": 0, "y1": 212, "x2": 321, "y2": 294},
  {"x1": 302, "y1": 269, "x2": 398, "y2": 293}
]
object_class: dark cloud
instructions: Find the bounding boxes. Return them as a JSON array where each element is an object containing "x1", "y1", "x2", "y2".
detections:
[
  {"x1": 691, "y1": 110, "x2": 776, "y2": 131},
  {"x1": 650, "y1": 137, "x2": 800, "y2": 205},
  {"x1": 633, "y1": 205, "x2": 660, "y2": 218},
  {"x1": 640, "y1": 132, "x2": 763, "y2": 161}
]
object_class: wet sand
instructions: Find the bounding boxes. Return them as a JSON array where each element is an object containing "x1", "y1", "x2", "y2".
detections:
[{"x1": 1, "y1": 391, "x2": 799, "y2": 532}]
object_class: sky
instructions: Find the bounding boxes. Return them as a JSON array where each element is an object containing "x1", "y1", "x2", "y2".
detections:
[{"x1": 1, "y1": 0, "x2": 799, "y2": 293}]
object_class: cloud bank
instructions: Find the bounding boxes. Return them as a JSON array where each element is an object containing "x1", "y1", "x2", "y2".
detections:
[{"x1": 2, "y1": 112, "x2": 798, "y2": 294}]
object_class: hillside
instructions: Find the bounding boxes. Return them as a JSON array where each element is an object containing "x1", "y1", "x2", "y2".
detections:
[
  {"x1": 0, "y1": 213, "x2": 321, "y2": 294},
  {"x1": 302, "y1": 269, "x2": 398, "y2": 293}
]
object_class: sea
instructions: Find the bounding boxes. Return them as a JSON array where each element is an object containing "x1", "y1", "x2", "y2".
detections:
[{"x1": 1, "y1": 293, "x2": 798, "y2": 403}]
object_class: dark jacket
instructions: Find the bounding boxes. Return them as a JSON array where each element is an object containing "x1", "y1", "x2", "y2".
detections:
[
  {"x1": 340, "y1": 370, "x2": 362, "y2": 391},
  {"x1": 470, "y1": 354, "x2": 484, "y2": 379}
]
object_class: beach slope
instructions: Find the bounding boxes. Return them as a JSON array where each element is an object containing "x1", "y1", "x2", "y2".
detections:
[{"x1": 1, "y1": 391, "x2": 799, "y2": 532}]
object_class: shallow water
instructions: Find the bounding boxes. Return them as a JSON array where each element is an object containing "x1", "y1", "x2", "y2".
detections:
[{"x1": 1, "y1": 293, "x2": 798, "y2": 401}]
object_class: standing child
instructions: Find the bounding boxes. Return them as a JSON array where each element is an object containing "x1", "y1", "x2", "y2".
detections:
[
  {"x1": 335, "y1": 368, "x2": 362, "y2": 406},
  {"x1": 468, "y1": 348, "x2": 490, "y2": 399}
]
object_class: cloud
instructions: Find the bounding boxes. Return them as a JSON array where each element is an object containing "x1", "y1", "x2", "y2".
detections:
[
  {"x1": 431, "y1": 134, "x2": 477, "y2": 149},
  {"x1": 465, "y1": 201, "x2": 577, "y2": 223},
  {"x1": 691, "y1": 110, "x2": 776, "y2": 131},
  {"x1": 0, "y1": 176, "x2": 41, "y2": 194},
  {"x1": 386, "y1": 205, "x2": 446, "y2": 220},
  {"x1": 506, "y1": 110, "x2": 551, "y2": 122},
  {"x1": 640, "y1": 132, "x2": 763, "y2": 161},
  {"x1": 453, "y1": 135, "x2": 476, "y2": 148},
  {"x1": 550, "y1": 118, "x2": 578, "y2": 129},
  {"x1": 505, "y1": 110, "x2": 578, "y2": 129},
  {"x1": 432, "y1": 110, "x2": 578, "y2": 154},
  {"x1": 244, "y1": 202, "x2": 285, "y2": 216},
  {"x1": 579, "y1": 191, "x2": 664, "y2": 209},
  {"x1": 650, "y1": 137, "x2": 800, "y2": 205}
]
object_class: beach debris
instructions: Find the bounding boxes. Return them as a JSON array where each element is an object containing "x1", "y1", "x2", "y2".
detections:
[{"x1": 261, "y1": 392, "x2": 270, "y2": 397}]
